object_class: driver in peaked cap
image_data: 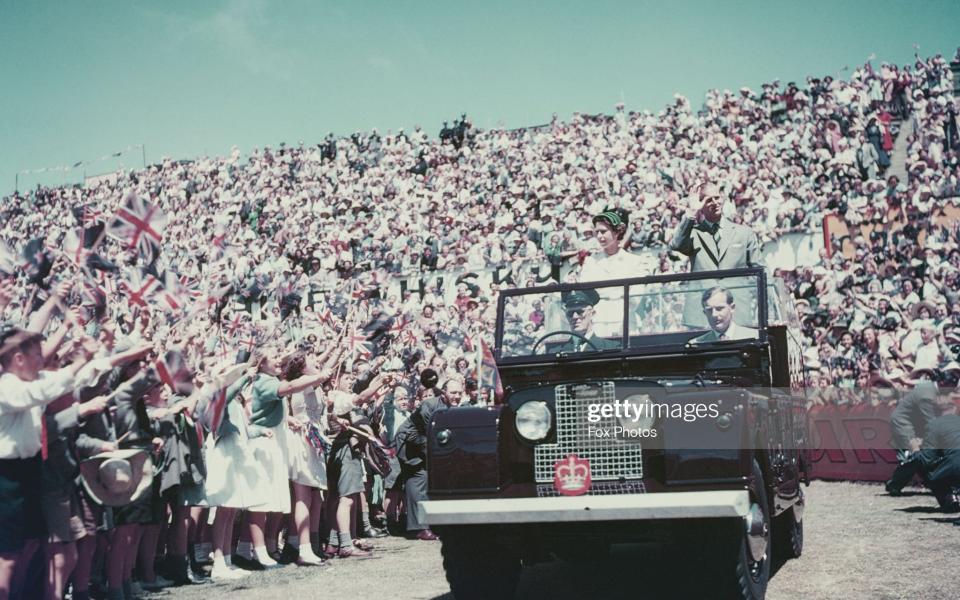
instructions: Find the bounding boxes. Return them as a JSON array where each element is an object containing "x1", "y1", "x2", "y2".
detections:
[{"x1": 553, "y1": 289, "x2": 621, "y2": 353}]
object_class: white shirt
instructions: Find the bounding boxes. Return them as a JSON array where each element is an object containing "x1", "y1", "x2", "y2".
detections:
[
  {"x1": 0, "y1": 369, "x2": 76, "y2": 459},
  {"x1": 914, "y1": 341, "x2": 941, "y2": 370},
  {"x1": 725, "y1": 322, "x2": 759, "y2": 340},
  {"x1": 579, "y1": 250, "x2": 650, "y2": 284}
]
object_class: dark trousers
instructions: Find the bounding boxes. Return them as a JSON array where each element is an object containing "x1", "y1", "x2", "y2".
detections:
[
  {"x1": 401, "y1": 467, "x2": 428, "y2": 532},
  {"x1": 889, "y1": 450, "x2": 959, "y2": 509}
]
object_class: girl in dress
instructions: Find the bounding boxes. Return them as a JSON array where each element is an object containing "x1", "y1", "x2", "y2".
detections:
[
  {"x1": 199, "y1": 362, "x2": 267, "y2": 580},
  {"x1": 282, "y1": 344, "x2": 345, "y2": 565},
  {"x1": 246, "y1": 346, "x2": 341, "y2": 566},
  {"x1": 324, "y1": 369, "x2": 396, "y2": 558}
]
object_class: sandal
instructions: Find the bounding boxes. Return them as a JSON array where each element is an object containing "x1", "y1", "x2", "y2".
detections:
[{"x1": 353, "y1": 539, "x2": 374, "y2": 552}]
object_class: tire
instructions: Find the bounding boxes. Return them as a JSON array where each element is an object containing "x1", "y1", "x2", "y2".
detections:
[
  {"x1": 441, "y1": 527, "x2": 521, "y2": 600},
  {"x1": 773, "y1": 492, "x2": 804, "y2": 560},
  {"x1": 708, "y1": 459, "x2": 771, "y2": 600}
]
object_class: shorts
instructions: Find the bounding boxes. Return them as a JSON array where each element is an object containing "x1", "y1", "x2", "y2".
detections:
[
  {"x1": 0, "y1": 455, "x2": 46, "y2": 552},
  {"x1": 41, "y1": 487, "x2": 87, "y2": 544},
  {"x1": 114, "y1": 477, "x2": 163, "y2": 526},
  {"x1": 78, "y1": 484, "x2": 109, "y2": 536},
  {"x1": 328, "y1": 444, "x2": 364, "y2": 497}
]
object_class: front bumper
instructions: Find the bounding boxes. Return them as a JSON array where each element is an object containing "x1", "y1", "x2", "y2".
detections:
[{"x1": 420, "y1": 490, "x2": 750, "y2": 525}]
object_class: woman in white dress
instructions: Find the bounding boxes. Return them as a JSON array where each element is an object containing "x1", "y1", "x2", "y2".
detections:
[
  {"x1": 245, "y1": 347, "x2": 339, "y2": 567},
  {"x1": 282, "y1": 344, "x2": 344, "y2": 565},
  {"x1": 580, "y1": 208, "x2": 648, "y2": 282},
  {"x1": 579, "y1": 208, "x2": 648, "y2": 337},
  {"x1": 199, "y1": 366, "x2": 269, "y2": 580}
]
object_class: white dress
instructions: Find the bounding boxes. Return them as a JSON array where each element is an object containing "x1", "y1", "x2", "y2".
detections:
[
  {"x1": 286, "y1": 388, "x2": 328, "y2": 490},
  {"x1": 247, "y1": 420, "x2": 292, "y2": 513},
  {"x1": 579, "y1": 250, "x2": 650, "y2": 336},
  {"x1": 579, "y1": 249, "x2": 650, "y2": 283},
  {"x1": 244, "y1": 373, "x2": 290, "y2": 513},
  {"x1": 204, "y1": 401, "x2": 272, "y2": 509}
]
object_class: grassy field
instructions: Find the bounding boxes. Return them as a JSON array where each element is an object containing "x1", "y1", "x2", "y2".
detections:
[{"x1": 152, "y1": 481, "x2": 960, "y2": 600}]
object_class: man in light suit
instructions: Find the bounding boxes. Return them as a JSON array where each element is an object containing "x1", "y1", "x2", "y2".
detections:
[
  {"x1": 669, "y1": 183, "x2": 763, "y2": 273},
  {"x1": 690, "y1": 287, "x2": 759, "y2": 344},
  {"x1": 670, "y1": 183, "x2": 763, "y2": 327}
]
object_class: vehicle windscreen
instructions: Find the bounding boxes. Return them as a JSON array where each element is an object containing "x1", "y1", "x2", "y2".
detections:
[{"x1": 498, "y1": 272, "x2": 766, "y2": 359}]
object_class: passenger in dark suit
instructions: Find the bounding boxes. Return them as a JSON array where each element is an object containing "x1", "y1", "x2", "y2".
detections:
[
  {"x1": 552, "y1": 289, "x2": 621, "y2": 353},
  {"x1": 689, "y1": 287, "x2": 759, "y2": 344}
]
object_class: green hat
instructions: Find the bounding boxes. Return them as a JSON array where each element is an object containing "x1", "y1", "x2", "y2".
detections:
[{"x1": 561, "y1": 288, "x2": 600, "y2": 310}]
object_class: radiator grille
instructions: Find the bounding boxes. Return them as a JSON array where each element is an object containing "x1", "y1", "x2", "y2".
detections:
[{"x1": 533, "y1": 382, "x2": 644, "y2": 483}]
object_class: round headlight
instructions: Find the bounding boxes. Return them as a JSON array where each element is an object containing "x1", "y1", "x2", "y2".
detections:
[
  {"x1": 619, "y1": 394, "x2": 657, "y2": 430},
  {"x1": 516, "y1": 401, "x2": 551, "y2": 441}
]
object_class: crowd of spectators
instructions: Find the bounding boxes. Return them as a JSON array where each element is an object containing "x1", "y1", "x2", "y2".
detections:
[{"x1": 1, "y1": 49, "x2": 960, "y2": 597}]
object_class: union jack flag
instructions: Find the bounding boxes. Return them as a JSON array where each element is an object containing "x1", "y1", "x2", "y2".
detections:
[
  {"x1": 222, "y1": 311, "x2": 249, "y2": 337},
  {"x1": 305, "y1": 423, "x2": 332, "y2": 457},
  {"x1": 156, "y1": 271, "x2": 192, "y2": 313},
  {"x1": 400, "y1": 328, "x2": 418, "y2": 347},
  {"x1": 107, "y1": 192, "x2": 166, "y2": 261},
  {"x1": 63, "y1": 229, "x2": 89, "y2": 267},
  {"x1": 81, "y1": 278, "x2": 107, "y2": 314},
  {"x1": 205, "y1": 364, "x2": 247, "y2": 433},
  {"x1": 178, "y1": 275, "x2": 202, "y2": 300},
  {"x1": 72, "y1": 204, "x2": 106, "y2": 226},
  {"x1": 316, "y1": 306, "x2": 336, "y2": 327},
  {"x1": 234, "y1": 328, "x2": 259, "y2": 354},
  {"x1": 389, "y1": 314, "x2": 410, "y2": 334},
  {"x1": 153, "y1": 349, "x2": 195, "y2": 396},
  {"x1": 120, "y1": 269, "x2": 161, "y2": 309},
  {"x1": 204, "y1": 387, "x2": 228, "y2": 434},
  {"x1": 349, "y1": 330, "x2": 373, "y2": 360}
]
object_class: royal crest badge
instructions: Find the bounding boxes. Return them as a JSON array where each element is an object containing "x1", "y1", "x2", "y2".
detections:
[{"x1": 553, "y1": 454, "x2": 591, "y2": 496}]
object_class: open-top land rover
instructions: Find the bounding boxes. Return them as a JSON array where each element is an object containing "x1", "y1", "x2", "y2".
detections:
[{"x1": 420, "y1": 267, "x2": 809, "y2": 600}]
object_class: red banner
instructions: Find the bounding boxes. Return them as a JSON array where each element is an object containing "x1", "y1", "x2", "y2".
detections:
[{"x1": 808, "y1": 404, "x2": 899, "y2": 482}]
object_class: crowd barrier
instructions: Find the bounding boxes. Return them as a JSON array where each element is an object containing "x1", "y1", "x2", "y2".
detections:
[{"x1": 808, "y1": 404, "x2": 898, "y2": 482}]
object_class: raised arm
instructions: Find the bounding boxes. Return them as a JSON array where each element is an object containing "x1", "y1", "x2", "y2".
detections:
[
  {"x1": 27, "y1": 280, "x2": 72, "y2": 333},
  {"x1": 355, "y1": 372, "x2": 394, "y2": 406},
  {"x1": 669, "y1": 193, "x2": 703, "y2": 256},
  {"x1": 277, "y1": 366, "x2": 335, "y2": 397}
]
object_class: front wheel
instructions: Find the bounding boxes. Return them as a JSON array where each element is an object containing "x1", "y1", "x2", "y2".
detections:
[
  {"x1": 441, "y1": 527, "x2": 521, "y2": 600},
  {"x1": 773, "y1": 491, "x2": 804, "y2": 560},
  {"x1": 706, "y1": 459, "x2": 771, "y2": 600}
]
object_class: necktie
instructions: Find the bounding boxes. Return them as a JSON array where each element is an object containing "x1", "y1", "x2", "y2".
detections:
[{"x1": 41, "y1": 414, "x2": 48, "y2": 460}]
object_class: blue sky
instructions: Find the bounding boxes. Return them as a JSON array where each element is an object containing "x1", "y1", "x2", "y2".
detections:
[{"x1": 1, "y1": 0, "x2": 957, "y2": 194}]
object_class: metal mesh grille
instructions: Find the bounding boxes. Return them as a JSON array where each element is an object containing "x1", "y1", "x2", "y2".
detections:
[{"x1": 533, "y1": 382, "x2": 644, "y2": 483}]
